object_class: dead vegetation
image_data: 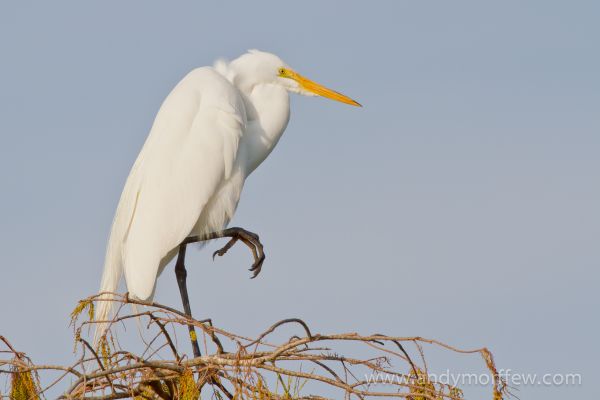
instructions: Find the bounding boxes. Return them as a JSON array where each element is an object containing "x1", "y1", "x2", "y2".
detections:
[{"x1": 1, "y1": 293, "x2": 508, "y2": 399}]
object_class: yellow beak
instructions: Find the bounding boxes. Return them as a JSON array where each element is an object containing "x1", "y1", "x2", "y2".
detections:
[{"x1": 281, "y1": 68, "x2": 361, "y2": 107}]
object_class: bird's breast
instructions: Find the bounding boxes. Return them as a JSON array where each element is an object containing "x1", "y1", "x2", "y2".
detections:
[{"x1": 240, "y1": 84, "x2": 290, "y2": 175}]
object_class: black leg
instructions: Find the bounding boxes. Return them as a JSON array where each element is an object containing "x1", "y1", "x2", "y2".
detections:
[
  {"x1": 173, "y1": 227, "x2": 265, "y2": 358},
  {"x1": 174, "y1": 243, "x2": 201, "y2": 358}
]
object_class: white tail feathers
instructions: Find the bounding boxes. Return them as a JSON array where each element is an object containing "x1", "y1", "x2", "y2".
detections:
[
  {"x1": 93, "y1": 237, "x2": 123, "y2": 348},
  {"x1": 93, "y1": 163, "x2": 142, "y2": 348}
]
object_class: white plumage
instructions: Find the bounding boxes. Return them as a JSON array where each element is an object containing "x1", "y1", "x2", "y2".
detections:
[{"x1": 94, "y1": 50, "x2": 359, "y2": 344}]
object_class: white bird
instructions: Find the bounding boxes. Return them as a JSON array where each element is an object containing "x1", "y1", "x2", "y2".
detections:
[{"x1": 94, "y1": 50, "x2": 360, "y2": 351}]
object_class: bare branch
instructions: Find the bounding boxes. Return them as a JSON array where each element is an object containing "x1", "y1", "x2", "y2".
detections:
[{"x1": 1, "y1": 296, "x2": 509, "y2": 400}]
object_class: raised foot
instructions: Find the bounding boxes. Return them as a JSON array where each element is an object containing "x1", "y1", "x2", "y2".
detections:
[{"x1": 210, "y1": 227, "x2": 266, "y2": 278}]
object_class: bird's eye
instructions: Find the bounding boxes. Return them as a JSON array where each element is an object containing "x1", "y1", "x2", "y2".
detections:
[{"x1": 278, "y1": 68, "x2": 286, "y2": 76}]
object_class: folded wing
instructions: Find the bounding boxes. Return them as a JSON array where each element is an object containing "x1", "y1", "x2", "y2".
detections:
[{"x1": 95, "y1": 68, "x2": 246, "y2": 343}]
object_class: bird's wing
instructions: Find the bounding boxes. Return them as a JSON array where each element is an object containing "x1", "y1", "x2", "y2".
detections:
[{"x1": 109, "y1": 67, "x2": 247, "y2": 301}]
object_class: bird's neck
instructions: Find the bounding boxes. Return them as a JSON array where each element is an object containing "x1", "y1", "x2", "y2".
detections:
[{"x1": 240, "y1": 84, "x2": 290, "y2": 175}]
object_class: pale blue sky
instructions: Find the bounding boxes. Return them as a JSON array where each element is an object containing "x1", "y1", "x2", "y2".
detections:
[{"x1": 0, "y1": 1, "x2": 598, "y2": 398}]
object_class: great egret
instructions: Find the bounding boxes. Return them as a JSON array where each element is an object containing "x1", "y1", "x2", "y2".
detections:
[{"x1": 94, "y1": 50, "x2": 360, "y2": 354}]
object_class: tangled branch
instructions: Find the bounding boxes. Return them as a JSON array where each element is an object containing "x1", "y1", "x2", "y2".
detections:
[{"x1": 1, "y1": 293, "x2": 508, "y2": 399}]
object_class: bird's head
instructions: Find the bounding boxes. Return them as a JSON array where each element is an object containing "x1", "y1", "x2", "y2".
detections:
[{"x1": 224, "y1": 49, "x2": 361, "y2": 107}]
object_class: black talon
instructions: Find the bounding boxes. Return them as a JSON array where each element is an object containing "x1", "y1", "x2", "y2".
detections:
[
  {"x1": 249, "y1": 257, "x2": 264, "y2": 278},
  {"x1": 250, "y1": 269, "x2": 261, "y2": 279},
  {"x1": 212, "y1": 237, "x2": 238, "y2": 261},
  {"x1": 212, "y1": 249, "x2": 226, "y2": 259},
  {"x1": 249, "y1": 260, "x2": 262, "y2": 271}
]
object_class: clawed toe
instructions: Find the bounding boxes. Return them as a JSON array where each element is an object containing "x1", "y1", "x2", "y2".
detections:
[
  {"x1": 249, "y1": 256, "x2": 265, "y2": 279},
  {"x1": 212, "y1": 237, "x2": 238, "y2": 260},
  {"x1": 226, "y1": 228, "x2": 265, "y2": 278},
  {"x1": 212, "y1": 248, "x2": 226, "y2": 259},
  {"x1": 188, "y1": 227, "x2": 267, "y2": 278}
]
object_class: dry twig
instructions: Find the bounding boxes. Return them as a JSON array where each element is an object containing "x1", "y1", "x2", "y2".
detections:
[{"x1": 1, "y1": 293, "x2": 508, "y2": 400}]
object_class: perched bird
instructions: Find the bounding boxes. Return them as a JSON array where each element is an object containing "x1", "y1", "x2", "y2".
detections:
[{"x1": 94, "y1": 50, "x2": 360, "y2": 352}]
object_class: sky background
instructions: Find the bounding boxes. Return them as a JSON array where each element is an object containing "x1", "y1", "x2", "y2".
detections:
[{"x1": 0, "y1": 1, "x2": 598, "y2": 398}]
